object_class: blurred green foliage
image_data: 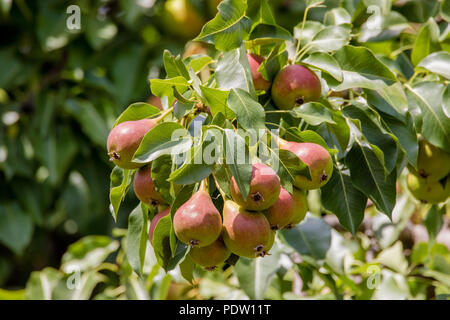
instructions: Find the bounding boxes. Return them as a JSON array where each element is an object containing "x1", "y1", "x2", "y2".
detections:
[{"x1": 0, "y1": 0, "x2": 219, "y2": 288}]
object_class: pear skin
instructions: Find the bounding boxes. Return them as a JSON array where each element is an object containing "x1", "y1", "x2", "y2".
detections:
[
  {"x1": 230, "y1": 163, "x2": 281, "y2": 211},
  {"x1": 173, "y1": 191, "x2": 222, "y2": 247},
  {"x1": 133, "y1": 165, "x2": 165, "y2": 205},
  {"x1": 271, "y1": 64, "x2": 321, "y2": 110},
  {"x1": 189, "y1": 237, "x2": 231, "y2": 271},
  {"x1": 222, "y1": 200, "x2": 272, "y2": 258},
  {"x1": 107, "y1": 119, "x2": 157, "y2": 169}
]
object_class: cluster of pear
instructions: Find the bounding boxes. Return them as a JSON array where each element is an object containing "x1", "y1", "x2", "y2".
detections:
[
  {"x1": 106, "y1": 125, "x2": 332, "y2": 270},
  {"x1": 105, "y1": 51, "x2": 334, "y2": 270},
  {"x1": 406, "y1": 139, "x2": 450, "y2": 204}
]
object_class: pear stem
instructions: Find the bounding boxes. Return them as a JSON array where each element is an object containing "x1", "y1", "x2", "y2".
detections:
[
  {"x1": 212, "y1": 173, "x2": 228, "y2": 201},
  {"x1": 199, "y1": 178, "x2": 209, "y2": 192},
  {"x1": 156, "y1": 106, "x2": 174, "y2": 123}
]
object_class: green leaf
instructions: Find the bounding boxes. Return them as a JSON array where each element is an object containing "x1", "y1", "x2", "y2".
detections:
[
  {"x1": 26, "y1": 268, "x2": 61, "y2": 300},
  {"x1": 417, "y1": 51, "x2": 450, "y2": 79},
  {"x1": 150, "y1": 76, "x2": 190, "y2": 106},
  {"x1": 133, "y1": 122, "x2": 192, "y2": 163},
  {"x1": 345, "y1": 141, "x2": 397, "y2": 217},
  {"x1": 302, "y1": 52, "x2": 342, "y2": 81},
  {"x1": 194, "y1": 0, "x2": 251, "y2": 51},
  {"x1": 184, "y1": 55, "x2": 213, "y2": 73},
  {"x1": 442, "y1": 0, "x2": 450, "y2": 22},
  {"x1": 114, "y1": 103, "x2": 161, "y2": 127},
  {"x1": 321, "y1": 166, "x2": 367, "y2": 235},
  {"x1": 227, "y1": 88, "x2": 265, "y2": 131},
  {"x1": 64, "y1": 99, "x2": 109, "y2": 148},
  {"x1": 332, "y1": 45, "x2": 397, "y2": 90},
  {"x1": 343, "y1": 103, "x2": 398, "y2": 173},
  {"x1": 0, "y1": 203, "x2": 33, "y2": 255},
  {"x1": 279, "y1": 215, "x2": 332, "y2": 261},
  {"x1": 126, "y1": 204, "x2": 148, "y2": 276},
  {"x1": 381, "y1": 112, "x2": 418, "y2": 167},
  {"x1": 163, "y1": 50, "x2": 190, "y2": 79},
  {"x1": 308, "y1": 25, "x2": 351, "y2": 53},
  {"x1": 406, "y1": 82, "x2": 450, "y2": 152},
  {"x1": 152, "y1": 214, "x2": 173, "y2": 270},
  {"x1": 179, "y1": 255, "x2": 195, "y2": 284},
  {"x1": 215, "y1": 46, "x2": 256, "y2": 98},
  {"x1": 290, "y1": 102, "x2": 336, "y2": 126},
  {"x1": 223, "y1": 129, "x2": 252, "y2": 199},
  {"x1": 235, "y1": 242, "x2": 283, "y2": 299},
  {"x1": 411, "y1": 18, "x2": 441, "y2": 66},
  {"x1": 109, "y1": 166, "x2": 132, "y2": 221},
  {"x1": 200, "y1": 86, "x2": 235, "y2": 119},
  {"x1": 151, "y1": 155, "x2": 173, "y2": 204},
  {"x1": 257, "y1": 46, "x2": 288, "y2": 82},
  {"x1": 324, "y1": 7, "x2": 351, "y2": 25},
  {"x1": 424, "y1": 205, "x2": 444, "y2": 240},
  {"x1": 376, "y1": 242, "x2": 409, "y2": 275},
  {"x1": 168, "y1": 135, "x2": 216, "y2": 185},
  {"x1": 61, "y1": 236, "x2": 119, "y2": 273}
]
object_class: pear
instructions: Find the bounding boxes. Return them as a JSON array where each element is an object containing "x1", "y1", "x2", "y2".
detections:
[
  {"x1": 285, "y1": 188, "x2": 308, "y2": 228},
  {"x1": 230, "y1": 163, "x2": 281, "y2": 211},
  {"x1": 265, "y1": 187, "x2": 308, "y2": 230},
  {"x1": 189, "y1": 237, "x2": 231, "y2": 271},
  {"x1": 247, "y1": 53, "x2": 271, "y2": 92},
  {"x1": 173, "y1": 190, "x2": 222, "y2": 247},
  {"x1": 222, "y1": 200, "x2": 272, "y2": 258},
  {"x1": 163, "y1": 0, "x2": 205, "y2": 38},
  {"x1": 407, "y1": 173, "x2": 450, "y2": 204},
  {"x1": 271, "y1": 64, "x2": 321, "y2": 110},
  {"x1": 107, "y1": 119, "x2": 157, "y2": 169},
  {"x1": 133, "y1": 165, "x2": 165, "y2": 206},
  {"x1": 148, "y1": 208, "x2": 170, "y2": 244},
  {"x1": 416, "y1": 139, "x2": 450, "y2": 182},
  {"x1": 278, "y1": 138, "x2": 333, "y2": 190}
]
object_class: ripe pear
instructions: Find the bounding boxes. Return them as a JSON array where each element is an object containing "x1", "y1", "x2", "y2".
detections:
[
  {"x1": 271, "y1": 64, "x2": 321, "y2": 110},
  {"x1": 148, "y1": 208, "x2": 170, "y2": 244},
  {"x1": 278, "y1": 138, "x2": 333, "y2": 190},
  {"x1": 163, "y1": 0, "x2": 205, "y2": 38},
  {"x1": 247, "y1": 53, "x2": 271, "y2": 92},
  {"x1": 416, "y1": 139, "x2": 450, "y2": 182},
  {"x1": 285, "y1": 188, "x2": 308, "y2": 228},
  {"x1": 407, "y1": 173, "x2": 450, "y2": 204},
  {"x1": 222, "y1": 200, "x2": 272, "y2": 258},
  {"x1": 107, "y1": 119, "x2": 157, "y2": 169},
  {"x1": 230, "y1": 163, "x2": 281, "y2": 211},
  {"x1": 265, "y1": 187, "x2": 308, "y2": 230},
  {"x1": 133, "y1": 165, "x2": 165, "y2": 206},
  {"x1": 173, "y1": 190, "x2": 222, "y2": 247},
  {"x1": 189, "y1": 237, "x2": 231, "y2": 271}
]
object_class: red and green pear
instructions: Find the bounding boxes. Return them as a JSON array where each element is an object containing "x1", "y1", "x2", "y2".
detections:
[
  {"x1": 107, "y1": 119, "x2": 157, "y2": 169},
  {"x1": 173, "y1": 190, "x2": 222, "y2": 247},
  {"x1": 271, "y1": 64, "x2": 321, "y2": 110}
]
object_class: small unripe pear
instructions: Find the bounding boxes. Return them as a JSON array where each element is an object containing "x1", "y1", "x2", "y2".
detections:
[
  {"x1": 222, "y1": 200, "x2": 272, "y2": 258},
  {"x1": 265, "y1": 187, "x2": 308, "y2": 230},
  {"x1": 407, "y1": 173, "x2": 450, "y2": 204},
  {"x1": 271, "y1": 64, "x2": 321, "y2": 110},
  {"x1": 173, "y1": 190, "x2": 222, "y2": 247},
  {"x1": 133, "y1": 165, "x2": 165, "y2": 206},
  {"x1": 189, "y1": 237, "x2": 231, "y2": 271},
  {"x1": 107, "y1": 119, "x2": 157, "y2": 169},
  {"x1": 149, "y1": 208, "x2": 170, "y2": 244},
  {"x1": 230, "y1": 163, "x2": 281, "y2": 211},
  {"x1": 163, "y1": 0, "x2": 205, "y2": 38},
  {"x1": 247, "y1": 53, "x2": 271, "y2": 92},
  {"x1": 416, "y1": 139, "x2": 450, "y2": 182},
  {"x1": 278, "y1": 138, "x2": 333, "y2": 190}
]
